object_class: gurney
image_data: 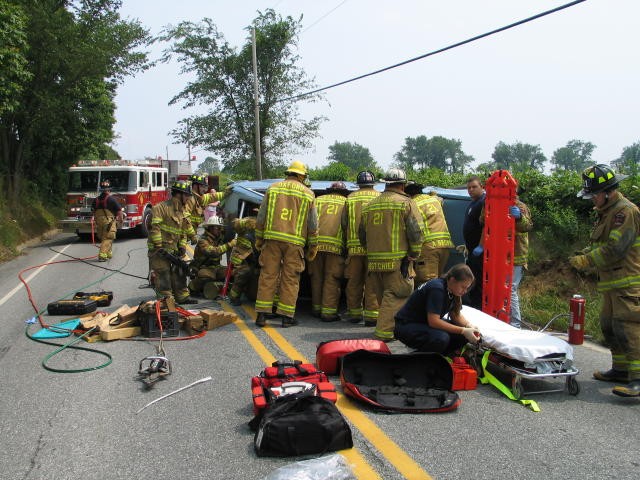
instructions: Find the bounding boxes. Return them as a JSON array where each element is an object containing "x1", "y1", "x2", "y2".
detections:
[{"x1": 461, "y1": 306, "x2": 580, "y2": 411}]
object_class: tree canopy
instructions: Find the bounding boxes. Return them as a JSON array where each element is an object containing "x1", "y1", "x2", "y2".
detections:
[
  {"x1": 0, "y1": 0, "x2": 150, "y2": 206},
  {"x1": 551, "y1": 140, "x2": 595, "y2": 173},
  {"x1": 489, "y1": 141, "x2": 547, "y2": 172},
  {"x1": 327, "y1": 141, "x2": 377, "y2": 172},
  {"x1": 159, "y1": 9, "x2": 326, "y2": 179},
  {"x1": 393, "y1": 135, "x2": 473, "y2": 174}
]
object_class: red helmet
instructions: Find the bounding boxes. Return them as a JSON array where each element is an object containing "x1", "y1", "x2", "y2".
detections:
[{"x1": 100, "y1": 180, "x2": 111, "y2": 191}]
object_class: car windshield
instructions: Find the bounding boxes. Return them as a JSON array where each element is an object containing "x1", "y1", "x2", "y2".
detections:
[{"x1": 68, "y1": 170, "x2": 134, "y2": 192}]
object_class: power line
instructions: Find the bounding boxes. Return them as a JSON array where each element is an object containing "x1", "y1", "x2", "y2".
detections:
[
  {"x1": 276, "y1": 0, "x2": 587, "y2": 104},
  {"x1": 302, "y1": 0, "x2": 349, "y2": 33}
]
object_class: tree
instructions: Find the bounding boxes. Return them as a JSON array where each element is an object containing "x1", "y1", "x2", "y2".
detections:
[
  {"x1": 491, "y1": 141, "x2": 547, "y2": 172},
  {"x1": 160, "y1": 10, "x2": 326, "y2": 179},
  {"x1": 309, "y1": 162, "x2": 351, "y2": 181},
  {"x1": 196, "y1": 156, "x2": 221, "y2": 175},
  {"x1": 551, "y1": 140, "x2": 595, "y2": 173},
  {"x1": 0, "y1": 1, "x2": 31, "y2": 117},
  {"x1": 0, "y1": 0, "x2": 150, "y2": 206},
  {"x1": 327, "y1": 141, "x2": 377, "y2": 172},
  {"x1": 612, "y1": 141, "x2": 640, "y2": 177},
  {"x1": 393, "y1": 135, "x2": 472, "y2": 173}
]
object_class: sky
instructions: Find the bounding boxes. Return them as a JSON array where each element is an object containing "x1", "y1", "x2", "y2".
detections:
[{"x1": 113, "y1": 0, "x2": 640, "y2": 173}]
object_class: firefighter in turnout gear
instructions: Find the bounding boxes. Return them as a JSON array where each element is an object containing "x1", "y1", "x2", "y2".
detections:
[
  {"x1": 148, "y1": 180, "x2": 198, "y2": 304},
  {"x1": 343, "y1": 171, "x2": 380, "y2": 325},
  {"x1": 509, "y1": 192, "x2": 533, "y2": 328},
  {"x1": 228, "y1": 215, "x2": 259, "y2": 306},
  {"x1": 254, "y1": 160, "x2": 319, "y2": 328},
  {"x1": 570, "y1": 164, "x2": 640, "y2": 397},
  {"x1": 91, "y1": 180, "x2": 123, "y2": 261},
  {"x1": 189, "y1": 215, "x2": 237, "y2": 299},
  {"x1": 405, "y1": 182, "x2": 454, "y2": 287},
  {"x1": 359, "y1": 168, "x2": 425, "y2": 341},
  {"x1": 308, "y1": 181, "x2": 349, "y2": 322},
  {"x1": 184, "y1": 174, "x2": 231, "y2": 235}
]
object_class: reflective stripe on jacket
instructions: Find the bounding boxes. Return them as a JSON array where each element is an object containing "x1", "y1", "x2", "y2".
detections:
[
  {"x1": 255, "y1": 176, "x2": 318, "y2": 247},
  {"x1": 413, "y1": 193, "x2": 454, "y2": 249},
  {"x1": 147, "y1": 197, "x2": 195, "y2": 253},
  {"x1": 514, "y1": 199, "x2": 533, "y2": 267}
]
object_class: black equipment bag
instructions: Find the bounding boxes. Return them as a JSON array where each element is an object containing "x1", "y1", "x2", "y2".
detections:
[
  {"x1": 47, "y1": 299, "x2": 97, "y2": 316},
  {"x1": 340, "y1": 350, "x2": 461, "y2": 413},
  {"x1": 252, "y1": 394, "x2": 353, "y2": 457}
]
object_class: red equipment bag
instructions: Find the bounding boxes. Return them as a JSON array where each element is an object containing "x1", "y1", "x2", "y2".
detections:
[
  {"x1": 251, "y1": 360, "x2": 337, "y2": 415},
  {"x1": 450, "y1": 357, "x2": 478, "y2": 391},
  {"x1": 340, "y1": 350, "x2": 461, "y2": 413},
  {"x1": 316, "y1": 338, "x2": 391, "y2": 375}
]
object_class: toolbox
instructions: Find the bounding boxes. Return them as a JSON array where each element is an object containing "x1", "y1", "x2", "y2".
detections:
[
  {"x1": 73, "y1": 291, "x2": 113, "y2": 307},
  {"x1": 47, "y1": 299, "x2": 98, "y2": 316}
]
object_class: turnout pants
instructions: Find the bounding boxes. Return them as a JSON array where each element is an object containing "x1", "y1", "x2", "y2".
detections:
[
  {"x1": 229, "y1": 262, "x2": 259, "y2": 301},
  {"x1": 414, "y1": 246, "x2": 450, "y2": 287},
  {"x1": 308, "y1": 251, "x2": 345, "y2": 318},
  {"x1": 255, "y1": 240, "x2": 305, "y2": 318},
  {"x1": 149, "y1": 252, "x2": 190, "y2": 302},
  {"x1": 344, "y1": 255, "x2": 379, "y2": 322},
  {"x1": 601, "y1": 289, "x2": 640, "y2": 381},
  {"x1": 95, "y1": 213, "x2": 116, "y2": 260},
  {"x1": 368, "y1": 270, "x2": 414, "y2": 340}
]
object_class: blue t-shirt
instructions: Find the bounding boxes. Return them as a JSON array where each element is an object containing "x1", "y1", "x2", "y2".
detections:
[
  {"x1": 463, "y1": 193, "x2": 485, "y2": 250},
  {"x1": 395, "y1": 278, "x2": 455, "y2": 325}
]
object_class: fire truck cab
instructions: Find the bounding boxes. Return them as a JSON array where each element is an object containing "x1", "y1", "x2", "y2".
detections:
[{"x1": 58, "y1": 159, "x2": 171, "y2": 238}]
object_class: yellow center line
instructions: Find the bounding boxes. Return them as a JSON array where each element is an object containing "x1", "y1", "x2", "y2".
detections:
[
  {"x1": 218, "y1": 302, "x2": 380, "y2": 479},
  {"x1": 239, "y1": 304, "x2": 434, "y2": 480}
]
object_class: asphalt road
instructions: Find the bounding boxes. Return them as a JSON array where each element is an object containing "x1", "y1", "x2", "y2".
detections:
[{"x1": 0, "y1": 232, "x2": 638, "y2": 480}]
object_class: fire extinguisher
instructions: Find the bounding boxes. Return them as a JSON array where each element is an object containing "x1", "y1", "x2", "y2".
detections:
[{"x1": 568, "y1": 294, "x2": 585, "y2": 345}]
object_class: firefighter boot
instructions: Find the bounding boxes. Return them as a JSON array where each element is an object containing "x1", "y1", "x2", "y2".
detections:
[
  {"x1": 612, "y1": 379, "x2": 640, "y2": 398},
  {"x1": 281, "y1": 316, "x2": 299, "y2": 328},
  {"x1": 177, "y1": 296, "x2": 199, "y2": 305},
  {"x1": 593, "y1": 369, "x2": 628, "y2": 383},
  {"x1": 255, "y1": 313, "x2": 267, "y2": 327}
]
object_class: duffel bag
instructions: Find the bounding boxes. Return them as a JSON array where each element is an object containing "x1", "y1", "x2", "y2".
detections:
[
  {"x1": 316, "y1": 338, "x2": 391, "y2": 374},
  {"x1": 253, "y1": 394, "x2": 353, "y2": 457}
]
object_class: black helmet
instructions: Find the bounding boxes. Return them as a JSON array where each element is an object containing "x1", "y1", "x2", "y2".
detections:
[
  {"x1": 190, "y1": 174, "x2": 208, "y2": 186},
  {"x1": 100, "y1": 180, "x2": 111, "y2": 191},
  {"x1": 404, "y1": 181, "x2": 424, "y2": 196},
  {"x1": 171, "y1": 180, "x2": 192, "y2": 196},
  {"x1": 356, "y1": 171, "x2": 375, "y2": 186},
  {"x1": 578, "y1": 164, "x2": 627, "y2": 199},
  {"x1": 327, "y1": 181, "x2": 349, "y2": 194}
]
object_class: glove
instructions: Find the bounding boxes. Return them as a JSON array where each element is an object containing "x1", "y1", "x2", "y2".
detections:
[
  {"x1": 472, "y1": 245, "x2": 484, "y2": 257},
  {"x1": 227, "y1": 238, "x2": 237, "y2": 249},
  {"x1": 455, "y1": 244, "x2": 468, "y2": 256},
  {"x1": 255, "y1": 237, "x2": 264, "y2": 251},
  {"x1": 224, "y1": 184, "x2": 233, "y2": 194},
  {"x1": 461, "y1": 327, "x2": 481, "y2": 344},
  {"x1": 178, "y1": 246, "x2": 186, "y2": 257},
  {"x1": 190, "y1": 236, "x2": 198, "y2": 246},
  {"x1": 306, "y1": 244, "x2": 318, "y2": 262},
  {"x1": 509, "y1": 205, "x2": 521, "y2": 219},
  {"x1": 569, "y1": 255, "x2": 590, "y2": 271},
  {"x1": 155, "y1": 247, "x2": 166, "y2": 256}
]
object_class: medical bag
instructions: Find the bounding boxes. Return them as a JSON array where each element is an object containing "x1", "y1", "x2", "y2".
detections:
[
  {"x1": 340, "y1": 350, "x2": 461, "y2": 413},
  {"x1": 250, "y1": 360, "x2": 337, "y2": 416},
  {"x1": 252, "y1": 393, "x2": 353, "y2": 457},
  {"x1": 316, "y1": 338, "x2": 391, "y2": 375}
]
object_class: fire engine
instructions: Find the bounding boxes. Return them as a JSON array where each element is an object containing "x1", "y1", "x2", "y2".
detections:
[{"x1": 58, "y1": 159, "x2": 187, "y2": 238}]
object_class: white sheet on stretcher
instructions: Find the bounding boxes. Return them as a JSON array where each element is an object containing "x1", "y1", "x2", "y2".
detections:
[{"x1": 461, "y1": 306, "x2": 574, "y2": 364}]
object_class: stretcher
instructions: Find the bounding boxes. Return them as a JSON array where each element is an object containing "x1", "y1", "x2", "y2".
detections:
[{"x1": 461, "y1": 306, "x2": 580, "y2": 411}]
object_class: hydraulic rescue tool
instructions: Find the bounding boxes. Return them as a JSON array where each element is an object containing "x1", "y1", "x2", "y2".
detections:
[
  {"x1": 137, "y1": 346, "x2": 172, "y2": 388},
  {"x1": 161, "y1": 250, "x2": 191, "y2": 278}
]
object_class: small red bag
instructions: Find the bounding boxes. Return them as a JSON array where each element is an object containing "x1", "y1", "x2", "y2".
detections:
[{"x1": 316, "y1": 338, "x2": 391, "y2": 375}]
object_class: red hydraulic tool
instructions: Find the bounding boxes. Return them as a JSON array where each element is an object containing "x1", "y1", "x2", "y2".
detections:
[{"x1": 482, "y1": 170, "x2": 517, "y2": 322}]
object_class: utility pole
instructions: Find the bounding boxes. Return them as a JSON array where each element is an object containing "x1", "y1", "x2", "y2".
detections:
[{"x1": 252, "y1": 27, "x2": 263, "y2": 180}]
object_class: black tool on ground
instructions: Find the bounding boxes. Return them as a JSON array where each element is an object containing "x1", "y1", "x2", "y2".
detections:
[
  {"x1": 73, "y1": 291, "x2": 113, "y2": 307},
  {"x1": 47, "y1": 298, "x2": 98, "y2": 316},
  {"x1": 161, "y1": 250, "x2": 191, "y2": 278},
  {"x1": 137, "y1": 348, "x2": 172, "y2": 388},
  {"x1": 138, "y1": 299, "x2": 180, "y2": 337}
]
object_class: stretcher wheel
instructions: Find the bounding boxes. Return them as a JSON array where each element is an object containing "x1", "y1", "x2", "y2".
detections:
[
  {"x1": 512, "y1": 378, "x2": 523, "y2": 400},
  {"x1": 566, "y1": 377, "x2": 580, "y2": 396}
]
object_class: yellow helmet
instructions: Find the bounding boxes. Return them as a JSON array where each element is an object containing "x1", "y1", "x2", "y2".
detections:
[{"x1": 285, "y1": 160, "x2": 308, "y2": 177}]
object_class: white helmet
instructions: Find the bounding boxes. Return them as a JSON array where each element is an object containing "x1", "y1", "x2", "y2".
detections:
[
  {"x1": 382, "y1": 168, "x2": 408, "y2": 184},
  {"x1": 202, "y1": 216, "x2": 225, "y2": 228}
]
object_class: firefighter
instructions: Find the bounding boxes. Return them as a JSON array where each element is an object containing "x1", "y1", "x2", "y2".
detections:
[
  {"x1": 147, "y1": 180, "x2": 198, "y2": 304},
  {"x1": 510, "y1": 190, "x2": 533, "y2": 328},
  {"x1": 359, "y1": 168, "x2": 424, "y2": 341},
  {"x1": 185, "y1": 174, "x2": 232, "y2": 236},
  {"x1": 254, "y1": 160, "x2": 318, "y2": 328},
  {"x1": 569, "y1": 164, "x2": 640, "y2": 398},
  {"x1": 308, "y1": 181, "x2": 349, "y2": 321},
  {"x1": 91, "y1": 180, "x2": 123, "y2": 262},
  {"x1": 405, "y1": 182, "x2": 454, "y2": 287},
  {"x1": 228, "y1": 215, "x2": 259, "y2": 306},
  {"x1": 189, "y1": 216, "x2": 237, "y2": 299},
  {"x1": 343, "y1": 171, "x2": 380, "y2": 325}
]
